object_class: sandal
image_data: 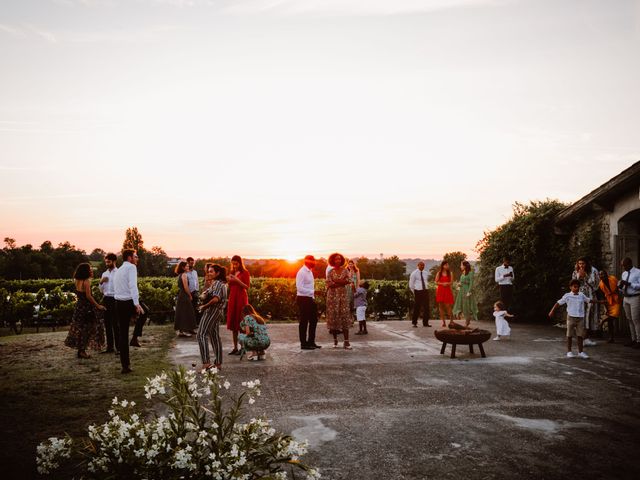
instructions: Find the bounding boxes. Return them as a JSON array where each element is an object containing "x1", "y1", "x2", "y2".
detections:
[
  {"x1": 77, "y1": 350, "x2": 90, "y2": 359},
  {"x1": 333, "y1": 339, "x2": 339, "y2": 348}
]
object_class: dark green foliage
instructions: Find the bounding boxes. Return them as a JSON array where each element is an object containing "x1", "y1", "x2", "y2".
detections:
[
  {"x1": 428, "y1": 251, "x2": 467, "y2": 282},
  {"x1": 476, "y1": 200, "x2": 572, "y2": 321}
]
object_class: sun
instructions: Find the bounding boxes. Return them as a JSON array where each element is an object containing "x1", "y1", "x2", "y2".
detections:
[{"x1": 284, "y1": 254, "x2": 299, "y2": 263}]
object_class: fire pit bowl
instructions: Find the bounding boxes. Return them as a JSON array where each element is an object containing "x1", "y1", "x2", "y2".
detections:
[{"x1": 434, "y1": 328, "x2": 491, "y2": 359}]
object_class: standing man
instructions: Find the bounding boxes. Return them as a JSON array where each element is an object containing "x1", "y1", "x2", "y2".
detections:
[
  {"x1": 99, "y1": 253, "x2": 119, "y2": 354},
  {"x1": 620, "y1": 257, "x2": 640, "y2": 348},
  {"x1": 114, "y1": 249, "x2": 144, "y2": 374},
  {"x1": 495, "y1": 256, "x2": 515, "y2": 311},
  {"x1": 186, "y1": 257, "x2": 200, "y2": 325},
  {"x1": 296, "y1": 255, "x2": 321, "y2": 350},
  {"x1": 409, "y1": 261, "x2": 430, "y2": 327}
]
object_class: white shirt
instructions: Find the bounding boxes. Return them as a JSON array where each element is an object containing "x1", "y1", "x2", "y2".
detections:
[
  {"x1": 409, "y1": 268, "x2": 428, "y2": 292},
  {"x1": 99, "y1": 267, "x2": 118, "y2": 297},
  {"x1": 296, "y1": 265, "x2": 315, "y2": 298},
  {"x1": 113, "y1": 261, "x2": 140, "y2": 306},
  {"x1": 187, "y1": 269, "x2": 199, "y2": 292},
  {"x1": 621, "y1": 267, "x2": 640, "y2": 296},
  {"x1": 557, "y1": 292, "x2": 590, "y2": 317},
  {"x1": 495, "y1": 265, "x2": 514, "y2": 285}
]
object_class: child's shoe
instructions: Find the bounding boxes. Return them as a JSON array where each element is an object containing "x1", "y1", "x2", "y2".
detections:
[
  {"x1": 583, "y1": 339, "x2": 597, "y2": 347},
  {"x1": 578, "y1": 351, "x2": 590, "y2": 359},
  {"x1": 492, "y1": 336, "x2": 500, "y2": 341},
  {"x1": 566, "y1": 351, "x2": 576, "y2": 358}
]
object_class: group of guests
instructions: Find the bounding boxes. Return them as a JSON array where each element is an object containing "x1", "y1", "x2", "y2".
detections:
[
  {"x1": 65, "y1": 249, "x2": 145, "y2": 374},
  {"x1": 64, "y1": 249, "x2": 640, "y2": 372}
]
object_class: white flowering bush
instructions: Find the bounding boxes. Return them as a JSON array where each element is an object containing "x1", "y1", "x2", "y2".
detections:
[{"x1": 36, "y1": 366, "x2": 321, "y2": 479}]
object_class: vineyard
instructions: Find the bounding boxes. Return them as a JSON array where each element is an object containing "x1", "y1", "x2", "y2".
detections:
[{"x1": 0, "y1": 277, "x2": 441, "y2": 327}]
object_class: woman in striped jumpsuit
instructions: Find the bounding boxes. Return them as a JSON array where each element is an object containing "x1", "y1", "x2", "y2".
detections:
[{"x1": 197, "y1": 264, "x2": 228, "y2": 370}]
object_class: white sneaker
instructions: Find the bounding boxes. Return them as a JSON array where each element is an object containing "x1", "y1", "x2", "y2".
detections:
[
  {"x1": 578, "y1": 351, "x2": 590, "y2": 359},
  {"x1": 583, "y1": 339, "x2": 597, "y2": 347},
  {"x1": 493, "y1": 336, "x2": 500, "y2": 341},
  {"x1": 566, "y1": 351, "x2": 576, "y2": 358}
]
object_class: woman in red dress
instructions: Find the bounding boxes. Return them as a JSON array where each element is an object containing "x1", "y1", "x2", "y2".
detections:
[
  {"x1": 226, "y1": 255, "x2": 250, "y2": 355},
  {"x1": 435, "y1": 260, "x2": 455, "y2": 328}
]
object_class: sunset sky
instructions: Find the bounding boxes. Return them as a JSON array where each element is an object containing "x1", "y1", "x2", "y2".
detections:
[{"x1": 1, "y1": 0, "x2": 638, "y2": 260}]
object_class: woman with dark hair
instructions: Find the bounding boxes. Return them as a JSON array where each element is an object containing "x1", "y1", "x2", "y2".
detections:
[
  {"x1": 452, "y1": 260, "x2": 478, "y2": 327},
  {"x1": 326, "y1": 253, "x2": 354, "y2": 349},
  {"x1": 346, "y1": 259, "x2": 360, "y2": 316},
  {"x1": 572, "y1": 257, "x2": 599, "y2": 345},
  {"x1": 64, "y1": 263, "x2": 106, "y2": 358},
  {"x1": 597, "y1": 269, "x2": 620, "y2": 343},
  {"x1": 197, "y1": 264, "x2": 228, "y2": 370},
  {"x1": 435, "y1": 260, "x2": 455, "y2": 328},
  {"x1": 227, "y1": 255, "x2": 251, "y2": 354},
  {"x1": 174, "y1": 261, "x2": 197, "y2": 337},
  {"x1": 239, "y1": 304, "x2": 271, "y2": 361}
]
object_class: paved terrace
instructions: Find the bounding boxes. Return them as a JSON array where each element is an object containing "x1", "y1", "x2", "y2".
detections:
[{"x1": 171, "y1": 320, "x2": 640, "y2": 480}]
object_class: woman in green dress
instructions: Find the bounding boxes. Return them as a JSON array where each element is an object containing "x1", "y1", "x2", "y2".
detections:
[
  {"x1": 453, "y1": 260, "x2": 478, "y2": 327},
  {"x1": 238, "y1": 304, "x2": 271, "y2": 360}
]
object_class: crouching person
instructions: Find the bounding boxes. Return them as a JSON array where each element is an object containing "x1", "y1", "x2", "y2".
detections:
[{"x1": 239, "y1": 304, "x2": 271, "y2": 361}]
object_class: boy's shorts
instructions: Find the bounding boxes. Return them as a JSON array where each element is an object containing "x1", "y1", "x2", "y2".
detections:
[
  {"x1": 566, "y1": 315, "x2": 585, "y2": 338},
  {"x1": 356, "y1": 306, "x2": 367, "y2": 321}
]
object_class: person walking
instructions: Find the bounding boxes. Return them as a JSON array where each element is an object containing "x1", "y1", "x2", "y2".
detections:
[
  {"x1": 114, "y1": 249, "x2": 144, "y2": 374},
  {"x1": 326, "y1": 253, "x2": 354, "y2": 349},
  {"x1": 296, "y1": 255, "x2": 321, "y2": 350},
  {"x1": 435, "y1": 260, "x2": 455, "y2": 328},
  {"x1": 226, "y1": 255, "x2": 250, "y2": 355},
  {"x1": 65, "y1": 263, "x2": 106, "y2": 358},
  {"x1": 620, "y1": 257, "x2": 640, "y2": 348},
  {"x1": 174, "y1": 261, "x2": 198, "y2": 337},
  {"x1": 99, "y1": 253, "x2": 119, "y2": 354},
  {"x1": 197, "y1": 264, "x2": 227, "y2": 370},
  {"x1": 453, "y1": 260, "x2": 478, "y2": 327},
  {"x1": 409, "y1": 261, "x2": 431, "y2": 327},
  {"x1": 495, "y1": 256, "x2": 514, "y2": 311}
]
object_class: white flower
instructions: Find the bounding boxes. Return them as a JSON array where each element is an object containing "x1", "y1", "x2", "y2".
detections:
[
  {"x1": 223, "y1": 381, "x2": 231, "y2": 390},
  {"x1": 306, "y1": 468, "x2": 322, "y2": 479}
]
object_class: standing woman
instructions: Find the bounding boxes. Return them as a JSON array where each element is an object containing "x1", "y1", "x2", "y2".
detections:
[
  {"x1": 326, "y1": 253, "x2": 354, "y2": 349},
  {"x1": 65, "y1": 263, "x2": 106, "y2": 358},
  {"x1": 572, "y1": 257, "x2": 599, "y2": 345},
  {"x1": 197, "y1": 264, "x2": 227, "y2": 370},
  {"x1": 346, "y1": 259, "x2": 361, "y2": 315},
  {"x1": 435, "y1": 261, "x2": 455, "y2": 328},
  {"x1": 597, "y1": 269, "x2": 620, "y2": 343},
  {"x1": 452, "y1": 260, "x2": 478, "y2": 327},
  {"x1": 174, "y1": 261, "x2": 197, "y2": 337},
  {"x1": 227, "y1": 254, "x2": 250, "y2": 355}
]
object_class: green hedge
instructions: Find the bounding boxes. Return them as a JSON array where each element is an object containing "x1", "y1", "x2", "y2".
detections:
[{"x1": 1, "y1": 277, "x2": 446, "y2": 323}]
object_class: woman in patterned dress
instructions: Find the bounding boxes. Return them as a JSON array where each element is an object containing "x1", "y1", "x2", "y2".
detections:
[
  {"x1": 226, "y1": 255, "x2": 251, "y2": 355},
  {"x1": 572, "y1": 257, "x2": 600, "y2": 345},
  {"x1": 197, "y1": 264, "x2": 227, "y2": 370},
  {"x1": 326, "y1": 253, "x2": 354, "y2": 349},
  {"x1": 239, "y1": 304, "x2": 271, "y2": 360},
  {"x1": 64, "y1": 263, "x2": 106, "y2": 358},
  {"x1": 346, "y1": 259, "x2": 361, "y2": 316},
  {"x1": 452, "y1": 260, "x2": 478, "y2": 327}
]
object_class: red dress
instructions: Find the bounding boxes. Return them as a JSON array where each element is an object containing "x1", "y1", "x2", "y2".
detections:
[
  {"x1": 226, "y1": 270, "x2": 250, "y2": 332},
  {"x1": 435, "y1": 273, "x2": 454, "y2": 304}
]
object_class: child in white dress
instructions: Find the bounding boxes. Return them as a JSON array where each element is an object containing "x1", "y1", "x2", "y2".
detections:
[{"x1": 493, "y1": 301, "x2": 513, "y2": 340}]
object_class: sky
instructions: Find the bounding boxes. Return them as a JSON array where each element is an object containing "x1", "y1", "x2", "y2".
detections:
[{"x1": 1, "y1": 0, "x2": 639, "y2": 260}]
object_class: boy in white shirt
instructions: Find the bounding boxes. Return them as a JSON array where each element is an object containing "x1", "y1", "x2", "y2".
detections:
[{"x1": 549, "y1": 279, "x2": 593, "y2": 359}]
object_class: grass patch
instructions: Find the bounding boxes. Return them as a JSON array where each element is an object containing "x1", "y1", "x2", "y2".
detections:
[{"x1": 0, "y1": 324, "x2": 175, "y2": 479}]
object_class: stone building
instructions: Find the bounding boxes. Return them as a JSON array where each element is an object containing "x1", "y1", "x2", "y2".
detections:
[{"x1": 555, "y1": 161, "x2": 640, "y2": 276}]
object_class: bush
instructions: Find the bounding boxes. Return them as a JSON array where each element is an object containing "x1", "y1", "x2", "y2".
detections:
[{"x1": 36, "y1": 366, "x2": 320, "y2": 479}]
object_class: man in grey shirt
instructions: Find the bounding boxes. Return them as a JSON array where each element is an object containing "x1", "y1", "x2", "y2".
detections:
[{"x1": 187, "y1": 257, "x2": 200, "y2": 324}]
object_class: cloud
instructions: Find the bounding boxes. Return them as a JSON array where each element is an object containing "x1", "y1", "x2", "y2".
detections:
[{"x1": 223, "y1": 0, "x2": 514, "y2": 16}]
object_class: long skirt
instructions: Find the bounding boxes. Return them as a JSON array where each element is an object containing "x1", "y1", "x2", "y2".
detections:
[{"x1": 174, "y1": 289, "x2": 197, "y2": 331}]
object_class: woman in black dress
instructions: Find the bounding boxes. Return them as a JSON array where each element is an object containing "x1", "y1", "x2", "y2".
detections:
[
  {"x1": 64, "y1": 263, "x2": 106, "y2": 358},
  {"x1": 174, "y1": 261, "x2": 197, "y2": 336}
]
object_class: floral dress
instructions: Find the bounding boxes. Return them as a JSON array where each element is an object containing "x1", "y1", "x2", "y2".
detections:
[
  {"x1": 326, "y1": 268, "x2": 353, "y2": 333},
  {"x1": 452, "y1": 271, "x2": 478, "y2": 320},
  {"x1": 238, "y1": 315, "x2": 270, "y2": 352},
  {"x1": 64, "y1": 291, "x2": 105, "y2": 351}
]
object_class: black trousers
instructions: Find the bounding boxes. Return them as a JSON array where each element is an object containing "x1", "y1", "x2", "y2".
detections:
[
  {"x1": 499, "y1": 285, "x2": 513, "y2": 310},
  {"x1": 297, "y1": 296, "x2": 318, "y2": 346},
  {"x1": 103, "y1": 296, "x2": 119, "y2": 351},
  {"x1": 116, "y1": 299, "x2": 136, "y2": 369},
  {"x1": 412, "y1": 290, "x2": 430, "y2": 326}
]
